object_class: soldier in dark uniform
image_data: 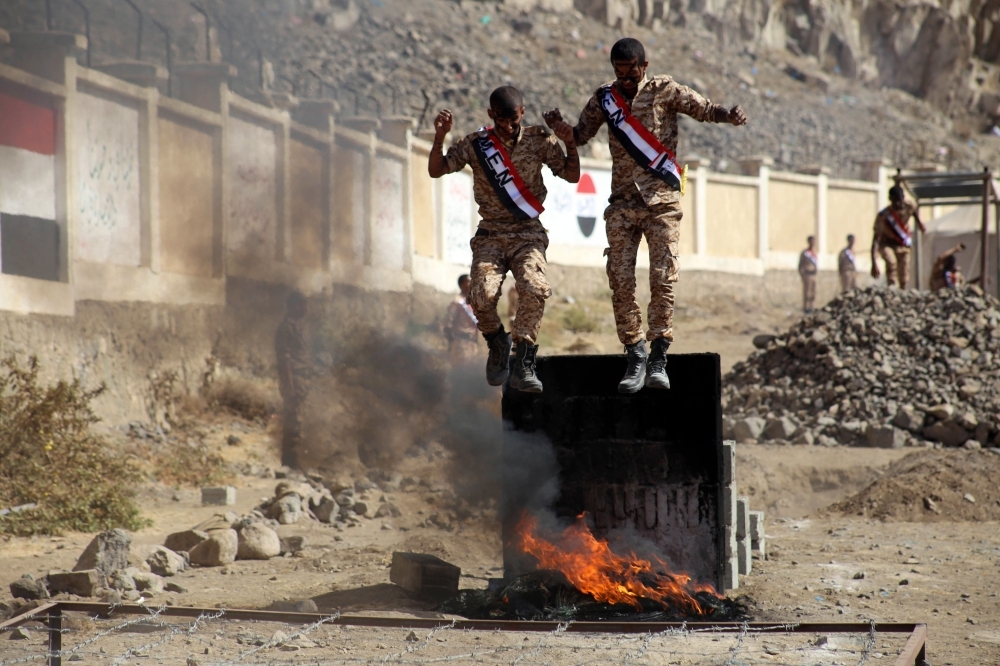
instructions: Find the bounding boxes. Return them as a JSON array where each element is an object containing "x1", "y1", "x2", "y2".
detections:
[{"x1": 275, "y1": 290, "x2": 311, "y2": 468}]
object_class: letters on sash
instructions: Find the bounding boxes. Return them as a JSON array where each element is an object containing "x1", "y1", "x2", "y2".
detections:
[
  {"x1": 599, "y1": 84, "x2": 686, "y2": 193},
  {"x1": 883, "y1": 207, "x2": 913, "y2": 248},
  {"x1": 470, "y1": 127, "x2": 544, "y2": 220}
]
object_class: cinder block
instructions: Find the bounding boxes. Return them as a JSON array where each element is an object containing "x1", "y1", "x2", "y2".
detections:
[
  {"x1": 737, "y1": 538, "x2": 751, "y2": 576},
  {"x1": 201, "y1": 486, "x2": 236, "y2": 506},
  {"x1": 736, "y1": 497, "x2": 750, "y2": 539},
  {"x1": 721, "y1": 440, "x2": 735, "y2": 485},
  {"x1": 749, "y1": 510, "x2": 766, "y2": 557},
  {"x1": 722, "y1": 484, "x2": 737, "y2": 529},
  {"x1": 724, "y1": 555, "x2": 739, "y2": 590}
]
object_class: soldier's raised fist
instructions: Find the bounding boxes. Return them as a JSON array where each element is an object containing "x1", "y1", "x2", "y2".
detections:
[
  {"x1": 434, "y1": 109, "x2": 454, "y2": 139},
  {"x1": 728, "y1": 105, "x2": 747, "y2": 126}
]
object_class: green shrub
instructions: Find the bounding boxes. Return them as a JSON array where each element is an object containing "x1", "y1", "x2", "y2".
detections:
[
  {"x1": 562, "y1": 306, "x2": 599, "y2": 334},
  {"x1": 0, "y1": 356, "x2": 148, "y2": 536}
]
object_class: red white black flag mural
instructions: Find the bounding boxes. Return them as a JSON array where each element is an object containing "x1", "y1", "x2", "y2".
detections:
[{"x1": 0, "y1": 91, "x2": 60, "y2": 281}]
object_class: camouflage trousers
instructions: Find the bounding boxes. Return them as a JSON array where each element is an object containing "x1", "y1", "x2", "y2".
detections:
[
  {"x1": 469, "y1": 224, "x2": 551, "y2": 345},
  {"x1": 604, "y1": 199, "x2": 681, "y2": 345},
  {"x1": 880, "y1": 245, "x2": 910, "y2": 288},
  {"x1": 839, "y1": 269, "x2": 857, "y2": 292}
]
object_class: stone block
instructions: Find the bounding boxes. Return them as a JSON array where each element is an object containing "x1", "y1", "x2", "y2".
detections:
[
  {"x1": 736, "y1": 497, "x2": 750, "y2": 539},
  {"x1": 47, "y1": 570, "x2": 105, "y2": 597},
  {"x1": 201, "y1": 486, "x2": 236, "y2": 506},
  {"x1": 721, "y1": 440, "x2": 735, "y2": 485},
  {"x1": 737, "y1": 537, "x2": 751, "y2": 576},
  {"x1": 866, "y1": 426, "x2": 906, "y2": 449}
]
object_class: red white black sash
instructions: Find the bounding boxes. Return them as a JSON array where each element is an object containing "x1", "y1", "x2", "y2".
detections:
[
  {"x1": 843, "y1": 248, "x2": 855, "y2": 268},
  {"x1": 882, "y1": 207, "x2": 912, "y2": 248},
  {"x1": 599, "y1": 83, "x2": 685, "y2": 191},
  {"x1": 459, "y1": 297, "x2": 478, "y2": 325},
  {"x1": 944, "y1": 270, "x2": 958, "y2": 288},
  {"x1": 803, "y1": 249, "x2": 818, "y2": 267},
  {"x1": 470, "y1": 127, "x2": 544, "y2": 220}
]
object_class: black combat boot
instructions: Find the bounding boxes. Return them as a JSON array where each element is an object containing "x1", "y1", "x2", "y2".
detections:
[
  {"x1": 645, "y1": 338, "x2": 671, "y2": 389},
  {"x1": 618, "y1": 340, "x2": 647, "y2": 394},
  {"x1": 484, "y1": 326, "x2": 513, "y2": 386},
  {"x1": 509, "y1": 341, "x2": 543, "y2": 393}
]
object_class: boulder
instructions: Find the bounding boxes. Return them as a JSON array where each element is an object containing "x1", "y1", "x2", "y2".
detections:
[
  {"x1": 892, "y1": 405, "x2": 925, "y2": 433},
  {"x1": 733, "y1": 416, "x2": 766, "y2": 441},
  {"x1": 47, "y1": 570, "x2": 105, "y2": 597},
  {"x1": 313, "y1": 496, "x2": 338, "y2": 523},
  {"x1": 866, "y1": 426, "x2": 906, "y2": 449},
  {"x1": 236, "y1": 523, "x2": 281, "y2": 560},
  {"x1": 188, "y1": 529, "x2": 239, "y2": 567},
  {"x1": 375, "y1": 502, "x2": 402, "y2": 518},
  {"x1": 927, "y1": 404, "x2": 955, "y2": 420},
  {"x1": 923, "y1": 421, "x2": 970, "y2": 447},
  {"x1": 130, "y1": 570, "x2": 164, "y2": 594},
  {"x1": 279, "y1": 536, "x2": 306, "y2": 555},
  {"x1": 352, "y1": 501, "x2": 369, "y2": 517},
  {"x1": 10, "y1": 574, "x2": 49, "y2": 600},
  {"x1": 74, "y1": 529, "x2": 130, "y2": 577},
  {"x1": 164, "y1": 530, "x2": 209, "y2": 554},
  {"x1": 762, "y1": 416, "x2": 797, "y2": 441},
  {"x1": 269, "y1": 494, "x2": 303, "y2": 525},
  {"x1": 108, "y1": 569, "x2": 136, "y2": 591},
  {"x1": 146, "y1": 546, "x2": 187, "y2": 577}
]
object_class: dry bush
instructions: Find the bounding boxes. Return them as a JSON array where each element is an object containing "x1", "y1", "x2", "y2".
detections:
[
  {"x1": 0, "y1": 356, "x2": 148, "y2": 536},
  {"x1": 561, "y1": 305, "x2": 599, "y2": 333},
  {"x1": 148, "y1": 437, "x2": 228, "y2": 488},
  {"x1": 202, "y1": 376, "x2": 279, "y2": 423}
]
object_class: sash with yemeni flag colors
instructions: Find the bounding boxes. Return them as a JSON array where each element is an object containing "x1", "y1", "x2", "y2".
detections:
[
  {"x1": 470, "y1": 127, "x2": 544, "y2": 220},
  {"x1": 803, "y1": 249, "x2": 818, "y2": 267},
  {"x1": 599, "y1": 83, "x2": 687, "y2": 194},
  {"x1": 882, "y1": 207, "x2": 913, "y2": 248}
]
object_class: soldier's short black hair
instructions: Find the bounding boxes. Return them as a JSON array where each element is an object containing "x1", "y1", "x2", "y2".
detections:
[
  {"x1": 287, "y1": 290, "x2": 307, "y2": 309},
  {"x1": 889, "y1": 185, "x2": 904, "y2": 201},
  {"x1": 610, "y1": 38, "x2": 646, "y2": 64},
  {"x1": 847, "y1": 234, "x2": 856, "y2": 242},
  {"x1": 944, "y1": 255, "x2": 958, "y2": 271},
  {"x1": 489, "y1": 86, "x2": 524, "y2": 116},
  {"x1": 807, "y1": 235, "x2": 815, "y2": 243},
  {"x1": 457, "y1": 274, "x2": 470, "y2": 287}
]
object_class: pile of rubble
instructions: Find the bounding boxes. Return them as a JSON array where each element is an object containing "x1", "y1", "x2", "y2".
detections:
[
  {"x1": 257, "y1": 477, "x2": 402, "y2": 527},
  {"x1": 724, "y1": 286, "x2": 1000, "y2": 449}
]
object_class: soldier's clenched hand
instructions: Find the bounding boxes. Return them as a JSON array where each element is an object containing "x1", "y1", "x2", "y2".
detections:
[
  {"x1": 434, "y1": 109, "x2": 454, "y2": 140},
  {"x1": 728, "y1": 105, "x2": 747, "y2": 126},
  {"x1": 543, "y1": 108, "x2": 565, "y2": 127}
]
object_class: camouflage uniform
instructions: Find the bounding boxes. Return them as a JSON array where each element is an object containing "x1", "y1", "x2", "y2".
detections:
[
  {"x1": 838, "y1": 247, "x2": 857, "y2": 292},
  {"x1": 275, "y1": 317, "x2": 310, "y2": 468},
  {"x1": 798, "y1": 250, "x2": 818, "y2": 312},
  {"x1": 929, "y1": 245, "x2": 966, "y2": 291},
  {"x1": 443, "y1": 295, "x2": 481, "y2": 364},
  {"x1": 573, "y1": 76, "x2": 730, "y2": 344},
  {"x1": 873, "y1": 201, "x2": 918, "y2": 288},
  {"x1": 439, "y1": 125, "x2": 573, "y2": 344}
]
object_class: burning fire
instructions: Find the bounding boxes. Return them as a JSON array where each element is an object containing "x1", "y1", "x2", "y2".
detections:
[{"x1": 511, "y1": 512, "x2": 722, "y2": 615}]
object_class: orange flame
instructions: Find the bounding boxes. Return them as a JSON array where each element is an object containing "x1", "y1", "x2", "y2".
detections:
[{"x1": 510, "y1": 512, "x2": 722, "y2": 615}]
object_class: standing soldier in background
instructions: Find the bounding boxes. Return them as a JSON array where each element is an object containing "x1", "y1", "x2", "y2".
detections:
[
  {"x1": 275, "y1": 290, "x2": 311, "y2": 469},
  {"x1": 871, "y1": 185, "x2": 925, "y2": 288},
  {"x1": 930, "y1": 243, "x2": 967, "y2": 290},
  {"x1": 555, "y1": 37, "x2": 746, "y2": 393},
  {"x1": 428, "y1": 86, "x2": 580, "y2": 393},
  {"x1": 444, "y1": 274, "x2": 481, "y2": 364},
  {"x1": 799, "y1": 235, "x2": 818, "y2": 314},
  {"x1": 838, "y1": 234, "x2": 857, "y2": 292}
]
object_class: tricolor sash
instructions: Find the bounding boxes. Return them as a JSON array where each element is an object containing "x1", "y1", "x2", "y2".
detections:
[
  {"x1": 470, "y1": 127, "x2": 544, "y2": 220},
  {"x1": 944, "y1": 270, "x2": 957, "y2": 288},
  {"x1": 460, "y1": 298, "x2": 478, "y2": 326},
  {"x1": 843, "y1": 248, "x2": 855, "y2": 268},
  {"x1": 599, "y1": 84, "x2": 687, "y2": 193},
  {"x1": 803, "y1": 250, "x2": 818, "y2": 267},
  {"x1": 882, "y1": 207, "x2": 913, "y2": 248}
]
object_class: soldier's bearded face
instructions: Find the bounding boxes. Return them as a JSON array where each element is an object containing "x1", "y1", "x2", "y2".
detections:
[
  {"x1": 613, "y1": 59, "x2": 648, "y2": 94},
  {"x1": 488, "y1": 106, "x2": 525, "y2": 140}
]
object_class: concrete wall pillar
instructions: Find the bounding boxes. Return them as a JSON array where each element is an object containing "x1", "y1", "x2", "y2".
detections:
[
  {"x1": 294, "y1": 99, "x2": 337, "y2": 134},
  {"x1": 381, "y1": 117, "x2": 417, "y2": 273},
  {"x1": 817, "y1": 172, "x2": 828, "y2": 258},
  {"x1": 341, "y1": 118, "x2": 381, "y2": 267},
  {"x1": 694, "y1": 161, "x2": 709, "y2": 256},
  {"x1": 138, "y1": 85, "x2": 160, "y2": 273},
  {"x1": 8, "y1": 32, "x2": 85, "y2": 84},
  {"x1": 758, "y1": 166, "x2": 770, "y2": 261},
  {"x1": 95, "y1": 62, "x2": 168, "y2": 94}
]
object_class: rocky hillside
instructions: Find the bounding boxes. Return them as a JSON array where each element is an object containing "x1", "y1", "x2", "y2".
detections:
[{"x1": 3, "y1": 0, "x2": 1000, "y2": 176}]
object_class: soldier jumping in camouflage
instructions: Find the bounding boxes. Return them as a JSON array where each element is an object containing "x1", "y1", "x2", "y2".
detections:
[
  {"x1": 551, "y1": 37, "x2": 746, "y2": 393},
  {"x1": 428, "y1": 86, "x2": 580, "y2": 392}
]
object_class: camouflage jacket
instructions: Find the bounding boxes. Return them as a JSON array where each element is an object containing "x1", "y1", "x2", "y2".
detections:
[
  {"x1": 573, "y1": 75, "x2": 728, "y2": 206},
  {"x1": 873, "y1": 201, "x2": 918, "y2": 247},
  {"x1": 440, "y1": 125, "x2": 572, "y2": 231}
]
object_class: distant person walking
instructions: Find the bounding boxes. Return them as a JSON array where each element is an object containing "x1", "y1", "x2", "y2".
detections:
[
  {"x1": 443, "y1": 274, "x2": 481, "y2": 364},
  {"x1": 799, "y1": 235, "x2": 818, "y2": 314},
  {"x1": 838, "y1": 234, "x2": 857, "y2": 292},
  {"x1": 871, "y1": 185, "x2": 925, "y2": 288},
  {"x1": 275, "y1": 290, "x2": 311, "y2": 469},
  {"x1": 930, "y1": 243, "x2": 966, "y2": 290}
]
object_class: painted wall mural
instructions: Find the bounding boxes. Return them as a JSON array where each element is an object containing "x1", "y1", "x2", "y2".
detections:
[
  {"x1": 442, "y1": 170, "x2": 474, "y2": 266},
  {"x1": 540, "y1": 168, "x2": 611, "y2": 248}
]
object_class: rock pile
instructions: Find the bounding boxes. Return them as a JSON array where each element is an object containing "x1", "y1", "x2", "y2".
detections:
[{"x1": 724, "y1": 286, "x2": 1000, "y2": 449}]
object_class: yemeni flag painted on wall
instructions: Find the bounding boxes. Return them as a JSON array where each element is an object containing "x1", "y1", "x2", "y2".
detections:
[
  {"x1": 575, "y1": 172, "x2": 599, "y2": 238},
  {"x1": 0, "y1": 91, "x2": 60, "y2": 281}
]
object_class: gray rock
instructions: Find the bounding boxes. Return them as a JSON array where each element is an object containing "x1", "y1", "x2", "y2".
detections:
[
  {"x1": 8, "y1": 627, "x2": 30, "y2": 640},
  {"x1": 108, "y1": 569, "x2": 136, "y2": 591},
  {"x1": 270, "y1": 494, "x2": 303, "y2": 525},
  {"x1": 792, "y1": 430, "x2": 815, "y2": 446},
  {"x1": 732, "y1": 416, "x2": 766, "y2": 441},
  {"x1": 10, "y1": 574, "x2": 49, "y2": 600},
  {"x1": 763, "y1": 416, "x2": 797, "y2": 441},
  {"x1": 866, "y1": 426, "x2": 907, "y2": 449},
  {"x1": 269, "y1": 599, "x2": 319, "y2": 613},
  {"x1": 131, "y1": 570, "x2": 164, "y2": 594},
  {"x1": 923, "y1": 421, "x2": 971, "y2": 447},
  {"x1": 236, "y1": 523, "x2": 281, "y2": 560},
  {"x1": 313, "y1": 496, "x2": 338, "y2": 523},
  {"x1": 279, "y1": 536, "x2": 306, "y2": 555},
  {"x1": 334, "y1": 493, "x2": 355, "y2": 507},
  {"x1": 47, "y1": 570, "x2": 105, "y2": 597},
  {"x1": 164, "y1": 530, "x2": 209, "y2": 554},
  {"x1": 74, "y1": 529, "x2": 131, "y2": 577},
  {"x1": 375, "y1": 503, "x2": 402, "y2": 518},
  {"x1": 352, "y1": 501, "x2": 369, "y2": 516},
  {"x1": 958, "y1": 411, "x2": 979, "y2": 430},
  {"x1": 892, "y1": 405, "x2": 925, "y2": 433},
  {"x1": 927, "y1": 404, "x2": 955, "y2": 420},
  {"x1": 164, "y1": 581, "x2": 188, "y2": 593},
  {"x1": 147, "y1": 546, "x2": 187, "y2": 577},
  {"x1": 964, "y1": 439, "x2": 982, "y2": 450},
  {"x1": 188, "y1": 529, "x2": 239, "y2": 567}
]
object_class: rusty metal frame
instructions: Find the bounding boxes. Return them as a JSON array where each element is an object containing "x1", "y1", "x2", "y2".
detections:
[{"x1": 0, "y1": 601, "x2": 927, "y2": 666}]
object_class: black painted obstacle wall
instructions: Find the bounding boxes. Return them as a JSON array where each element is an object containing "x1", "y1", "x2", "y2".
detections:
[{"x1": 501, "y1": 353, "x2": 724, "y2": 590}]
